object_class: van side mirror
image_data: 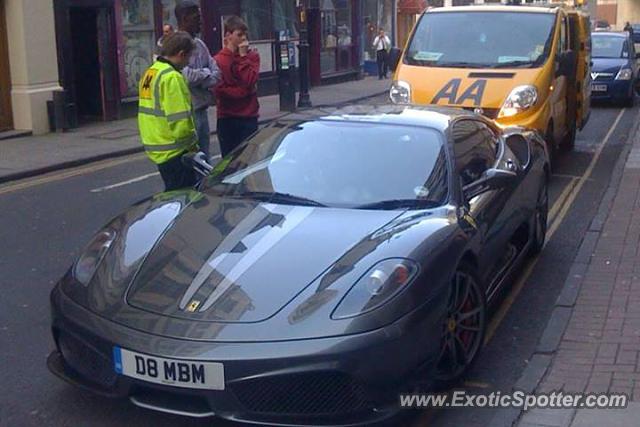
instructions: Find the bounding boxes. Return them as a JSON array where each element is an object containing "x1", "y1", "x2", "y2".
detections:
[
  {"x1": 388, "y1": 47, "x2": 402, "y2": 72},
  {"x1": 635, "y1": 52, "x2": 640, "y2": 59}
]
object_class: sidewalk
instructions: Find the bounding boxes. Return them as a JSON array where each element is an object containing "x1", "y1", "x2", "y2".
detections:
[
  {"x1": 0, "y1": 77, "x2": 389, "y2": 184},
  {"x1": 515, "y1": 114, "x2": 640, "y2": 426}
]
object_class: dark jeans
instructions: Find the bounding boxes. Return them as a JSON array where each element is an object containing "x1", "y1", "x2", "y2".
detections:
[
  {"x1": 194, "y1": 108, "x2": 211, "y2": 158},
  {"x1": 157, "y1": 153, "x2": 198, "y2": 192},
  {"x1": 217, "y1": 117, "x2": 259, "y2": 157},
  {"x1": 376, "y1": 49, "x2": 388, "y2": 79}
]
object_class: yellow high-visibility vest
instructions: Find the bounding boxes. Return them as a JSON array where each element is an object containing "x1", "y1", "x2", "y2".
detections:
[{"x1": 138, "y1": 59, "x2": 197, "y2": 165}]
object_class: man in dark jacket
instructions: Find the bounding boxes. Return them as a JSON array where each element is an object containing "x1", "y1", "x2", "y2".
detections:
[{"x1": 214, "y1": 16, "x2": 260, "y2": 157}]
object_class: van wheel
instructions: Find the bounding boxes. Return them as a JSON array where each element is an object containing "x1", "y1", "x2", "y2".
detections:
[
  {"x1": 560, "y1": 122, "x2": 576, "y2": 152},
  {"x1": 545, "y1": 125, "x2": 556, "y2": 171}
]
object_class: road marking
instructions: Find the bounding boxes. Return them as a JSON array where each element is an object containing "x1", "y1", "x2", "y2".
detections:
[
  {"x1": 89, "y1": 155, "x2": 222, "y2": 193},
  {"x1": 90, "y1": 172, "x2": 160, "y2": 192},
  {"x1": 0, "y1": 153, "x2": 148, "y2": 196},
  {"x1": 548, "y1": 177, "x2": 578, "y2": 224},
  {"x1": 484, "y1": 108, "x2": 627, "y2": 345}
]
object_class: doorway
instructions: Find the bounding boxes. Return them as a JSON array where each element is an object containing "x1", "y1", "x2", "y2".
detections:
[
  {"x1": 69, "y1": 6, "x2": 118, "y2": 123},
  {"x1": 0, "y1": 0, "x2": 13, "y2": 131}
]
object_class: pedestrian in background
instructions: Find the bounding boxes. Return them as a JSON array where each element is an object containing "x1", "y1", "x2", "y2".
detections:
[
  {"x1": 372, "y1": 28, "x2": 391, "y2": 80},
  {"x1": 138, "y1": 31, "x2": 199, "y2": 192},
  {"x1": 624, "y1": 22, "x2": 634, "y2": 37},
  {"x1": 214, "y1": 15, "x2": 260, "y2": 157},
  {"x1": 175, "y1": 0, "x2": 221, "y2": 159},
  {"x1": 154, "y1": 23, "x2": 174, "y2": 60}
]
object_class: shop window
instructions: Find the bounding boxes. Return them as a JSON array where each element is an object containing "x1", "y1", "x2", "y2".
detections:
[
  {"x1": 272, "y1": 0, "x2": 299, "y2": 39},
  {"x1": 363, "y1": 0, "x2": 393, "y2": 62},
  {"x1": 120, "y1": 0, "x2": 155, "y2": 99},
  {"x1": 241, "y1": 0, "x2": 272, "y2": 41},
  {"x1": 320, "y1": 0, "x2": 352, "y2": 74}
]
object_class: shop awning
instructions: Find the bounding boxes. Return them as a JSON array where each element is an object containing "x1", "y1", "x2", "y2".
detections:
[{"x1": 398, "y1": 0, "x2": 427, "y2": 15}]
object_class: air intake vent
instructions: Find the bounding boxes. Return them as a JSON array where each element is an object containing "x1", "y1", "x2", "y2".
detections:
[{"x1": 468, "y1": 72, "x2": 515, "y2": 79}]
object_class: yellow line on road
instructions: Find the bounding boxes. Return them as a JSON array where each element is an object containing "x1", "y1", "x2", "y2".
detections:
[
  {"x1": 0, "y1": 153, "x2": 147, "y2": 196},
  {"x1": 484, "y1": 108, "x2": 627, "y2": 346}
]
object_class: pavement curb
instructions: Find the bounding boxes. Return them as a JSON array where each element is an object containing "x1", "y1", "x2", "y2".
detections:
[
  {"x1": 0, "y1": 90, "x2": 388, "y2": 185},
  {"x1": 500, "y1": 107, "x2": 640, "y2": 427}
]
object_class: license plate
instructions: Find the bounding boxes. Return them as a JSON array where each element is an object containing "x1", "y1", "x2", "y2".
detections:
[
  {"x1": 591, "y1": 84, "x2": 607, "y2": 92},
  {"x1": 113, "y1": 346, "x2": 225, "y2": 390}
]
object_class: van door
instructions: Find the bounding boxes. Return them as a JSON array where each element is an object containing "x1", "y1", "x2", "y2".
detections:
[
  {"x1": 571, "y1": 13, "x2": 591, "y2": 131},
  {"x1": 549, "y1": 13, "x2": 570, "y2": 146}
]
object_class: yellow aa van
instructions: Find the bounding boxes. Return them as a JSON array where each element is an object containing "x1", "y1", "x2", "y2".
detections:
[{"x1": 389, "y1": 5, "x2": 591, "y2": 156}]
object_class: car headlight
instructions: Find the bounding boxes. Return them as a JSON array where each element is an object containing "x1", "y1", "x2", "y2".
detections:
[
  {"x1": 498, "y1": 85, "x2": 538, "y2": 118},
  {"x1": 390, "y1": 80, "x2": 411, "y2": 104},
  {"x1": 616, "y1": 68, "x2": 633, "y2": 80},
  {"x1": 73, "y1": 229, "x2": 117, "y2": 286},
  {"x1": 331, "y1": 259, "x2": 419, "y2": 319}
]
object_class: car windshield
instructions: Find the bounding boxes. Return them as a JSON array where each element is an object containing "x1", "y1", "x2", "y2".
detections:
[
  {"x1": 204, "y1": 120, "x2": 449, "y2": 209},
  {"x1": 592, "y1": 35, "x2": 627, "y2": 58},
  {"x1": 405, "y1": 11, "x2": 556, "y2": 68}
]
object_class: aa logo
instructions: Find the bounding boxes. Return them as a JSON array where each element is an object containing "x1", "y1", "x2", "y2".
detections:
[
  {"x1": 431, "y1": 79, "x2": 487, "y2": 106},
  {"x1": 139, "y1": 69, "x2": 158, "y2": 100}
]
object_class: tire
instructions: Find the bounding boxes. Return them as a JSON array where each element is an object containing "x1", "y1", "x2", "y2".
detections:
[
  {"x1": 560, "y1": 122, "x2": 576, "y2": 152},
  {"x1": 529, "y1": 177, "x2": 549, "y2": 256},
  {"x1": 545, "y1": 125, "x2": 556, "y2": 172},
  {"x1": 624, "y1": 89, "x2": 635, "y2": 108},
  {"x1": 434, "y1": 263, "x2": 487, "y2": 389}
]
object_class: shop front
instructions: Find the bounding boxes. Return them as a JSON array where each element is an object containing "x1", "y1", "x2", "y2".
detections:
[
  {"x1": 55, "y1": 0, "x2": 302, "y2": 124},
  {"x1": 0, "y1": 0, "x2": 13, "y2": 132}
]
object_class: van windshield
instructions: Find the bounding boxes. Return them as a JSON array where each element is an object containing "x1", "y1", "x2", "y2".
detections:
[
  {"x1": 592, "y1": 35, "x2": 627, "y2": 58},
  {"x1": 405, "y1": 11, "x2": 557, "y2": 68}
]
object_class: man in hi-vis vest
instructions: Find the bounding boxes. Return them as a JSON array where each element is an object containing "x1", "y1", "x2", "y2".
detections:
[{"x1": 138, "y1": 31, "x2": 199, "y2": 191}]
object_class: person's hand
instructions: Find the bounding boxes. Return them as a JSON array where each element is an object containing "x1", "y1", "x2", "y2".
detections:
[{"x1": 238, "y1": 40, "x2": 250, "y2": 57}]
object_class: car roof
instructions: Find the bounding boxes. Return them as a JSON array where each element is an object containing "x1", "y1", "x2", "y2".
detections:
[
  {"x1": 428, "y1": 5, "x2": 557, "y2": 14},
  {"x1": 277, "y1": 105, "x2": 483, "y2": 133}
]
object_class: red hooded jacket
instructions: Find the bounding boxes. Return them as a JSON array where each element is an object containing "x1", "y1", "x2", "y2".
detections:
[{"x1": 213, "y1": 47, "x2": 260, "y2": 119}]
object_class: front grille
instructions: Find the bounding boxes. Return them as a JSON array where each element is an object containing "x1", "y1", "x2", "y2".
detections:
[
  {"x1": 593, "y1": 73, "x2": 614, "y2": 81},
  {"x1": 58, "y1": 332, "x2": 117, "y2": 387},
  {"x1": 230, "y1": 371, "x2": 369, "y2": 415}
]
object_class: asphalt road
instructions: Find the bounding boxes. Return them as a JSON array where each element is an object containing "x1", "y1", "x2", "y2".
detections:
[{"x1": 0, "y1": 101, "x2": 636, "y2": 427}]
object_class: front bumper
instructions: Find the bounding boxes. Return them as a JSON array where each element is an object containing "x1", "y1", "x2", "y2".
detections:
[
  {"x1": 48, "y1": 285, "x2": 442, "y2": 426},
  {"x1": 590, "y1": 79, "x2": 633, "y2": 102}
]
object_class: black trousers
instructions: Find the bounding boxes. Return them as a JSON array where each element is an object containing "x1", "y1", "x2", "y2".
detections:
[
  {"x1": 157, "y1": 152, "x2": 198, "y2": 192},
  {"x1": 376, "y1": 49, "x2": 388, "y2": 79},
  {"x1": 217, "y1": 116, "x2": 259, "y2": 157}
]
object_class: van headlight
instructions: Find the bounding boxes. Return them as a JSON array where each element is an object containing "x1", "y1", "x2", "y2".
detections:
[
  {"x1": 498, "y1": 85, "x2": 538, "y2": 118},
  {"x1": 616, "y1": 68, "x2": 633, "y2": 80},
  {"x1": 390, "y1": 81, "x2": 411, "y2": 104}
]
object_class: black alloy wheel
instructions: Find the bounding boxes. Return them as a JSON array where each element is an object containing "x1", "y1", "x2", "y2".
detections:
[
  {"x1": 529, "y1": 178, "x2": 549, "y2": 256},
  {"x1": 435, "y1": 264, "x2": 486, "y2": 385}
]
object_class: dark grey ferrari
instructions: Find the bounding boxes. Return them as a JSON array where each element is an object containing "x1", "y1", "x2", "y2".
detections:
[{"x1": 48, "y1": 105, "x2": 549, "y2": 426}]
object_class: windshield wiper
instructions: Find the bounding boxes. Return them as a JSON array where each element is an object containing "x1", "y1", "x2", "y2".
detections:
[
  {"x1": 490, "y1": 60, "x2": 535, "y2": 68},
  {"x1": 233, "y1": 191, "x2": 327, "y2": 207},
  {"x1": 355, "y1": 199, "x2": 440, "y2": 210},
  {"x1": 432, "y1": 61, "x2": 491, "y2": 69}
]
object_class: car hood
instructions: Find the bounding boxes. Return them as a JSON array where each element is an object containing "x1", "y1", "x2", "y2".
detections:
[
  {"x1": 592, "y1": 57, "x2": 627, "y2": 74},
  {"x1": 124, "y1": 195, "x2": 405, "y2": 323},
  {"x1": 64, "y1": 192, "x2": 456, "y2": 341}
]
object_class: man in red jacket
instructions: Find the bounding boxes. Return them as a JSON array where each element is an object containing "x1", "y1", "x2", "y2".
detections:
[{"x1": 214, "y1": 16, "x2": 260, "y2": 157}]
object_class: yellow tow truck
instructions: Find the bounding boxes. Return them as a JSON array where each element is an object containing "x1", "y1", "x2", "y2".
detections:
[{"x1": 389, "y1": 4, "x2": 591, "y2": 158}]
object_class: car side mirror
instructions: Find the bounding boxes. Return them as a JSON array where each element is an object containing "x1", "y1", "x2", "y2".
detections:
[
  {"x1": 462, "y1": 168, "x2": 517, "y2": 200},
  {"x1": 388, "y1": 47, "x2": 402, "y2": 72},
  {"x1": 635, "y1": 52, "x2": 640, "y2": 59}
]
